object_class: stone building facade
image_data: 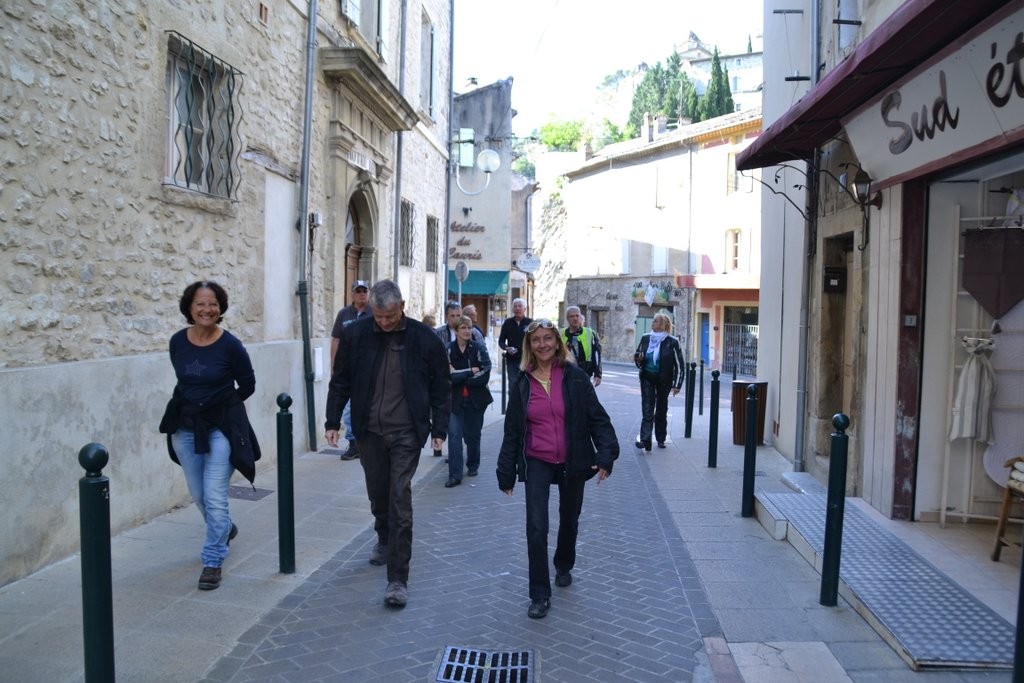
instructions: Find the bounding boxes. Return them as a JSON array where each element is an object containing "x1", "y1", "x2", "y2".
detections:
[{"x1": 1, "y1": 0, "x2": 451, "y2": 584}]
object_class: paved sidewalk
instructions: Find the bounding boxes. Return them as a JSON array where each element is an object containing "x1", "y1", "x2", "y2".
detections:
[{"x1": 0, "y1": 364, "x2": 1011, "y2": 681}]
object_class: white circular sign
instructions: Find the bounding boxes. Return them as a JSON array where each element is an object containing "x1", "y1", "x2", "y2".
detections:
[
  {"x1": 517, "y1": 253, "x2": 541, "y2": 272},
  {"x1": 454, "y1": 260, "x2": 470, "y2": 282}
]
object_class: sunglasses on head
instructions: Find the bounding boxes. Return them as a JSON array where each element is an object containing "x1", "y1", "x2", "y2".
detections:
[{"x1": 526, "y1": 319, "x2": 555, "y2": 333}]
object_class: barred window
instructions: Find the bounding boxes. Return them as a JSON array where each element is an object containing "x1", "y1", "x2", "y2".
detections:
[
  {"x1": 400, "y1": 199, "x2": 414, "y2": 267},
  {"x1": 165, "y1": 32, "x2": 243, "y2": 200},
  {"x1": 426, "y1": 214, "x2": 439, "y2": 272}
]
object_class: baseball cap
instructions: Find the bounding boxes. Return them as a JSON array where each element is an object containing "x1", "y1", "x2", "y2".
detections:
[{"x1": 352, "y1": 280, "x2": 369, "y2": 291}]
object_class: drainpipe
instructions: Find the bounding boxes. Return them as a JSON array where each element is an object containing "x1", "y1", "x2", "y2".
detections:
[
  {"x1": 296, "y1": 0, "x2": 319, "y2": 450},
  {"x1": 793, "y1": 1, "x2": 822, "y2": 472},
  {"x1": 392, "y1": 0, "x2": 408, "y2": 279},
  {"x1": 442, "y1": 0, "x2": 455, "y2": 305}
]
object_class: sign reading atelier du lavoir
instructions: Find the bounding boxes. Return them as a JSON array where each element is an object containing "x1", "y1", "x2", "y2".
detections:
[{"x1": 842, "y1": 5, "x2": 1024, "y2": 187}]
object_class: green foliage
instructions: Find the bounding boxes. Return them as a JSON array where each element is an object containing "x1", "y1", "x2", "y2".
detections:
[
  {"x1": 600, "y1": 69, "x2": 631, "y2": 90},
  {"x1": 592, "y1": 118, "x2": 627, "y2": 152},
  {"x1": 511, "y1": 154, "x2": 535, "y2": 180},
  {"x1": 538, "y1": 118, "x2": 586, "y2": 151},
  {"x1": 698, "y1": 49, "x2": 735, "y2": 121}
]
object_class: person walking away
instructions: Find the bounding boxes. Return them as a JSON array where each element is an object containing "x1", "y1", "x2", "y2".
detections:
[
  {"x1": 498, "y1": 298, "x2": 532, "y2": 387},
  {"x1": 496, "y1": 319, "x2": 619, "y2": 619},
  {"x1": 632, "y1": 311, "x2": 685, "y2": 451},
  {"x1": 560, "y1": 305, "x2": 602, "y2": 386},
  {"x1": 325, "y1": 280, "x2": 450, "y2": 608},
  {"x1": 446, "y1": 316, "x2": 493, "y2": 487},
  {"x1": 330, "y1": 279, "x2": 372, "y2": 461},
  {"x1": 159, "y1": 280, "x2": 260, "y2": 591}
]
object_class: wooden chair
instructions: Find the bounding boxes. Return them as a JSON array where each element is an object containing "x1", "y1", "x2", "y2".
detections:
[{"x1": 992, "y1": 456, "x2": 1024, "y2": 561}]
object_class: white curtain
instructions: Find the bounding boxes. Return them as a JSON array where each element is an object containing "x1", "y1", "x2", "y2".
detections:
[{"x1": 948, "y1": 337, "x2": 996, "y2": 443}]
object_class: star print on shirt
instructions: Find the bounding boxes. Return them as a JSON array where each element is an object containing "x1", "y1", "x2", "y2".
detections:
[{"x1": 185, "y1": 359, "x2": 206, "y2": 376}]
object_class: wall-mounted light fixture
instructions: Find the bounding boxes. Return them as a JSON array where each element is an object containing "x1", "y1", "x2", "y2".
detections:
[
  {"x1": 454, "y1": 127, "x2": 501, "y2": 196},
  {"x1": 849, "y1": 167, "x2": 882, "y2": 251}
]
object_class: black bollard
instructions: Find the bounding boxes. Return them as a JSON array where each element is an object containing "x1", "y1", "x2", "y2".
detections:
[
  {"x1": 733, "y1": 363, "x2": 737, "y2": 381},
  {"x1": 820, "y1": 413, "x2": 850, "y2": 606},
  {"x1": 740, "y1": 384, "x2": 759, "y2": 517},
  {"x1": 684, "y1": 362, "x2": 697, "y2": 438},
  {"x1": 708, "y1": 370, "x2": 720, "y2": 468},
  {"x1": 277, "y1": 394, "x2": 296, "y2": 574},
  {"x1": 698, "y1": 359, "x2": 705, "y2": 416},
  {"x1": 79, "y1": 443, "x2": 115, "y2": 682}
]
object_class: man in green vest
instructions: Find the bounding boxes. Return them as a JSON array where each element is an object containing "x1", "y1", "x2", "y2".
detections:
[{"x1": 561, "y1": 305, "x2": 602, "y2": 386}]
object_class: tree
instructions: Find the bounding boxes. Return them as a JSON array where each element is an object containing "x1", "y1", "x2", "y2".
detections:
[
  {"x1": 698, "y1": 49, "x2": 735, "y2": 121},
  {"x1": 627, "y1": 62, "x2": 668, "y2": 134},
  {"x1": 538, "y1": 118, "x2": 586, "y2": 151}
]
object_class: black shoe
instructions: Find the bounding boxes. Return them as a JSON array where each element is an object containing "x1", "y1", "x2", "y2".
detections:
[
  {"x1": 444, "y1": 477, "x2": 461, "y2": 488},
  {"x1": 340, "y1": 442, "x2": 359, "y2": 461},
  {"x1": 227, "y1": 523, "x2": 238, "y2": 546},
  {"x1": 644, "y1": 440, "x2": 652, "y2": 452},
  {"x1": 467, "y1": 468, "x2": 478, "y2": 477},
  {"x1": 635, "y1": 439, "x2": 652, "y2": 451},
  {"x1": 555, "y1": 571, "x2": 573, "y2": 587},
  {"x1": 433, "y1": 448, "x2": 443, "y2": 457},
  {"x1": 657, "y1": 442, "x2": 666, "y2": 449},
  {"x1": 527, "y1": 598, "x2": 550, "y2": 619},
  {"x1": 198, "y1": 566, "x2": 221, "y2": 591}
]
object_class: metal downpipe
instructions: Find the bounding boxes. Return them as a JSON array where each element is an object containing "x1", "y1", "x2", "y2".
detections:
[
  {"x1": 296, "y1": 0, "x2": 319, "y2": 450},
  {"x1": 392, "y1": 0, "x2": 408, "y2": 279}
]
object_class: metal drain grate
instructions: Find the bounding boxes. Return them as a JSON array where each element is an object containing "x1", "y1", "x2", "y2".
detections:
[
  {"x1": 436, "y1": 646, "x2": 533, "y2": 683},
  {"x1": 228, "y1": 486, "x2": 273, "y2": 501}
]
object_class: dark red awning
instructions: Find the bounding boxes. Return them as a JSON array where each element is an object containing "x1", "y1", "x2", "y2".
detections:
[{"x1": 737, "y1": 0, "x2": 1016, "y2": 171}]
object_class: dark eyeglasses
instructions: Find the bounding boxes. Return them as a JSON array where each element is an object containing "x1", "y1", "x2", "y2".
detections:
[{"x1": 526, "y1": 319, "x2": 555, "y2": 333}]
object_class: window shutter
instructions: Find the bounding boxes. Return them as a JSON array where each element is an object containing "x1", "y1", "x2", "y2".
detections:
[
  {"x1": 344, "y1": 0, "x2": 361, "y2": 28},
  {"x1": 429, "y1": 24, "x2": 439, "y2": 117}
]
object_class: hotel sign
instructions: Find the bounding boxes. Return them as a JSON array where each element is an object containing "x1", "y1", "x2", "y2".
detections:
[{"x1": 843, "y1": 6, "x2": 1024, "y2": 187}]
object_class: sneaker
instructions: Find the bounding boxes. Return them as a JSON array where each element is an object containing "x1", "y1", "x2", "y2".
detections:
[
  {"x1": 340, "y1": 442, "x2": 359, "y2": 461},
  {"x1": 527, "y1": 598, "x2": 550, "y2": 619},
  {"x1": 384, "y1": 581, "x2": 408, "y2": 607},
  {"x1": 198, "y1": 566, "x2": 221, "y2": 591},
  {"x1": 227, "y1": 523, "x2": 238, "y2": 546},
  {"x1": 369, "y1": 542, "x2": 388, "y2": 566},
  {"x1": 555, "y1": 571, "x2": 573, "y2": 587}
]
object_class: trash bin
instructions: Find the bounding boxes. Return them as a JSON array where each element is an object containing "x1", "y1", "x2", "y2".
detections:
[{"x1": 731, "y1": 381, "x2": 767, "y2": 445}]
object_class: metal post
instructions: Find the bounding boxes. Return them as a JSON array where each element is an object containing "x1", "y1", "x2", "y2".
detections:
[
  {"x1": 708, "y1": 370, "x2": 720, "y2": 468},
  {"x1": 276, "y1": 394, "x2": 296, "y2": 574},
  {"x1": 733, "y1": 363, "x2": 737, "y2": 381},
  {"x1": 741, "y1": 384, "x2": 758, "y2": 517},
  {"x1": 79, "y1": 443, "x2": 115, "y2": 682},
  {"x1": 684, "y1": 362, "x2": 696, "y2": 438},
  {"x1": 698, "y1": 359, "x2": 705, "y2": 416},
  {"x1": 820, "y1": 413, "x2": 850, "y2": 606}
]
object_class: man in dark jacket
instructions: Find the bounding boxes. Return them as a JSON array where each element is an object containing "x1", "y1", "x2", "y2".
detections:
[
  {"x1": 498, "y1": 297, "x2": 531, "y2": 386},
  {"x1": 325, "y1": 279, "x2": 450, "y2": 608}
]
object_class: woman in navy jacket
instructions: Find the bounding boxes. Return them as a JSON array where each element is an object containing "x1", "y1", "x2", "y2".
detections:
[
  {"x1": 159, "y1": 281, "x2": 259, "y2": 592},
  {"x1": 445, "y1": 316, "x2": 493, "y2": 486},
  {"x1": 632, "y1": 311, "x2": 685, "y2": 450},
  {"x1": 496, "y1": 319, "x2": 619, "y2": 619}
]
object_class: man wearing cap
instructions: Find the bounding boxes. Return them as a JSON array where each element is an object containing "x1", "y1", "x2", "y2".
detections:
[{"x1": 330, "y1": 279, "x2": 372, "y2": 460}]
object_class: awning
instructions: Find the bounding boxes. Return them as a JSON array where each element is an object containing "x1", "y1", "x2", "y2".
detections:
[
  {"x1": 448, "y1": 270, "x2": 509, "y2": 296},
  {"x1": 737, "y1": 0, "x2": 1012, "y2": 171}
]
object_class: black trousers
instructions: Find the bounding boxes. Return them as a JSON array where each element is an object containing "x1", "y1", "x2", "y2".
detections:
[
  {"x1": 524, "y1": 458, "x2": 587, "y2": 600},
  {"x1": 639, "y1": 371, "x2": 670, "y2": 444},
  {"x1": 357, "y1": 429, "x2": 421, "y2": 584}
]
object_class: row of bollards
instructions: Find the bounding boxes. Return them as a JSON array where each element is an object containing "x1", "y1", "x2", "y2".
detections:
[{"x1": 77, "y1": 394, "x2": 298, "y2": 681}]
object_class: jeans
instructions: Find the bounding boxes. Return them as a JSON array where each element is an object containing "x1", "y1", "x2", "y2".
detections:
[
  {"x1": 171, "y1": 428, "x2": 234, "y2": 568},
  {"x1": 506, "y1": 359, "x2": 523, "y2": 388},
  {"x1": 357, "y1": 429, "x2": 421, "y2": 583},
  {"x1": 639, "y1": 372, "x2": 670, "y2": 444},
  {"x1": 342, "y1": 403, "x2": 354, "y2": 444},
  {"x1": 524, "y1": 457, "x2": 587, "y2": 600},
  {"x1": 448, "y1": 402, "x2": 485, "y2": 480}
]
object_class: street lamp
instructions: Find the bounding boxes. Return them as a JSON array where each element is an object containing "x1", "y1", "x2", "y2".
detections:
[{"x1": 456, "y1": 147, "x2": 500, "y2": 196}]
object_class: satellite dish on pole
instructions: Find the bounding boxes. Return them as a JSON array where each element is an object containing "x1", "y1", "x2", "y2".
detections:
[
  {"x1": 517, "y1": 253, "x2": 541, "y2": 273},
  {"x1": 454, "y1": 260, "x2": 469, "y2": 304}
]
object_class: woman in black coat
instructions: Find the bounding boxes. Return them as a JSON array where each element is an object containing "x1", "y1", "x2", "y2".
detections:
[
  {"x1": 497, "y1": 319, "x2": 619, "y2": 619},
  {"x1": 445, "y1": 316, "x2": 493, "y2": 486},
  {"x1": 633, "y1": 311, "x2": 685, "y2": 451}
]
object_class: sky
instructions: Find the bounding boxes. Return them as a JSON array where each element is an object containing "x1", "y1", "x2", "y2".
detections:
[{"x1": 453, "y1": 0, "x2": 764, "y2": 136}]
